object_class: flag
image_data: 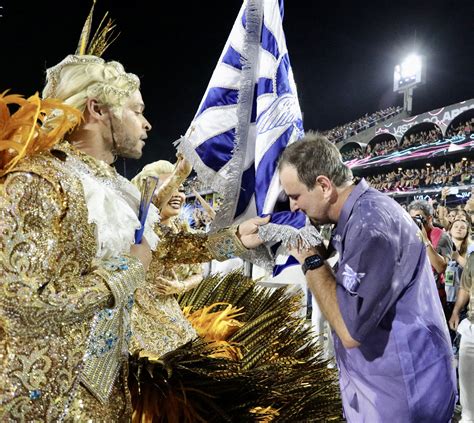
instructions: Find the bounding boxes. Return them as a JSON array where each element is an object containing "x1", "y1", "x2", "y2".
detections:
[{"x1": 177, "y1": 0, "x2": 304, "y2": 230}]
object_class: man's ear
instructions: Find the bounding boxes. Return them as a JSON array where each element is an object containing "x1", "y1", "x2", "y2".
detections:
[
  {"x1": 315, "y1": 175, "x2": 332, "y2": 195},
  {"x1": 85, "y1": 98, "x2": 106, "y2": 120}
]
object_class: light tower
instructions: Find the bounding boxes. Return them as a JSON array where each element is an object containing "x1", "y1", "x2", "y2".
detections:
[{"x1": 393, "y1": 54, "x2": 426, "y2": 115}]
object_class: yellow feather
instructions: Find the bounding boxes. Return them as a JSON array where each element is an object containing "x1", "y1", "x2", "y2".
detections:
[
  {"x1": 0, "y1": 92, "x2": 82, "y2": 177},
  {"x1": 76, "y1": 0, "x2": 96, "y2": 55}
]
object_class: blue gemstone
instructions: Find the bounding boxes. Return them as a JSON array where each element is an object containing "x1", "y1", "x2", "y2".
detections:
[{"x1": 29, "y1": 389, "x2": 41, "y2": 400}]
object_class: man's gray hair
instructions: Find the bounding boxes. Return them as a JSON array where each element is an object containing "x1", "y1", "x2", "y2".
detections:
[
  {"x1": 278, "y1": 131, "x2": 353, "y2": 189},
  {"x1": 407, "y1": 199, "x2": 434, "y2": 217}
]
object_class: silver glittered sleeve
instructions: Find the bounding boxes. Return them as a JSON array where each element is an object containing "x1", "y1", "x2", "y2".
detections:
[{"x1": 258, "y1": 223, "x2": 323, "y2": 251}]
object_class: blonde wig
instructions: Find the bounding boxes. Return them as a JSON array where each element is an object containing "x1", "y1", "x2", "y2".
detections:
[
  {"x1": 131, "y1": 160, "x2": 175, "y2": 192},
  {"x1": 42, "y1": 55, "x2": 140, "y2": 113}
]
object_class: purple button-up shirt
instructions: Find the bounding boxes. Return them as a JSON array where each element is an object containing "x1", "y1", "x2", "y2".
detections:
[{"x1": 331, "y1": 179, "x2": 456, "y2": 422}]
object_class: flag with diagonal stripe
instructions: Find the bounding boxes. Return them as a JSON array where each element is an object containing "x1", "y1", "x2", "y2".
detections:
[{"x1": 177, "y1": 0, "x2": 304, "y2": 230}]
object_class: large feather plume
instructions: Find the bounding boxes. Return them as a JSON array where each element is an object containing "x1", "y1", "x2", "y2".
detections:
[{"x1": 130, "y1": 271, "x2": 343, "y2": 422}]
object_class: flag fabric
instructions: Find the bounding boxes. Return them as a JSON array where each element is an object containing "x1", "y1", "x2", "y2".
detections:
[{"x1": 177, "y1": 0, "x2": 304, "y2": 230}]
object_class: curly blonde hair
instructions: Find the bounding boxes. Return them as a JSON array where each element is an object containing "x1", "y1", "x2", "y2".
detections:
[
  {"x1": 131, "y1": 160, "x2": 175, "y2": 192},
  {"x1": 42, "y1": 55, "x2": 140, "y2": 113}
]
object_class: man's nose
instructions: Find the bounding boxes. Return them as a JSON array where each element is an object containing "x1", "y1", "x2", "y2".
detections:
[
  {"x1": 144, "y1": 118, "x2": 152, "y2": 131},
  {"x1": 290, "y1": 199, "x2": 299, "y2": 212}
]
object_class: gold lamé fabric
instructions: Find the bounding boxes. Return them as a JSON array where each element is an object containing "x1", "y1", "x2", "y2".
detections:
[
  {"x1": 130, "y1": 220, "x2": 208, "y2": 357},
  {"x1": 0, "y1": 149, "x2": 139, "y2": 422}
]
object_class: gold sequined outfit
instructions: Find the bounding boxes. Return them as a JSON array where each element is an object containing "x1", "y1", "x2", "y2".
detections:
[
  {"x1": 130, "y1": 220, "x2": 208, "y2": 357},
  {"x1": 0, "y1": 145, "x2": 145, "y2": 422}
]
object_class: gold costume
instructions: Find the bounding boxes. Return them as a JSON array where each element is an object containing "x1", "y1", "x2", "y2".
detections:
[
  {"x1": 130, "y1": 212, "x2": 249, "y2": 357},
  {"x1": 0, "y1": 143, "x2": 145, "y2": 421},
  {"x1": 130, "y1": 220, "x2": 204, "y2": 357}
]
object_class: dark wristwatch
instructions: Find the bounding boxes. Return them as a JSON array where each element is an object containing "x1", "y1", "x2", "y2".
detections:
[{"x1": 301, "y1": 254, "x2": 325, "y2": 275}]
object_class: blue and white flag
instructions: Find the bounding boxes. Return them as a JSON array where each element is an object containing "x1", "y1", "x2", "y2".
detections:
[{"x1": 177, "y1": 0, "x2": 304, "y2": 229}]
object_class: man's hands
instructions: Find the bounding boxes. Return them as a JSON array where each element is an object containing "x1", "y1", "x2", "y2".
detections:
[
  {"x1": 288, "y1": 243, "x2": 328, "y2": 264},
  {"x1": 130, "y1": 238, "x2": 152, "y2": 271},
  {"x1": 237, "y1": 215, "x2": 271, "y2": 248}
]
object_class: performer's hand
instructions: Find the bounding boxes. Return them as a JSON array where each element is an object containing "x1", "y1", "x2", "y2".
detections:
[
  {"x1": 155, "y1": 271, "x2": 184, "y2": 295},
  {"x1": 130, "y1": 237, "x2": 152, "y2": 271},
  {"x1": 175, "y1": 153, "x2": 193, "y2": 178},
  {"x1": 238, "y1": 215, "x2": 271, "y2": 249}
]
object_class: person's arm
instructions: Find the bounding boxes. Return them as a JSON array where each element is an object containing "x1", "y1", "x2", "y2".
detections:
[
  {"x1": 305, "y1": 262, "x2": 360, "y2": 348},
  {"x1": 452, "y1": 250, "x2": 467, "y2": 268},
  {"x1": 153, "y1": 155, "x2": 192, "y2": 209},
  {"x1": 154, "y1": 216, "x2": 270, "y2": 266},
  {"x1": 437, "y1": 187, "x2": 450, "y2": 228},
  {"x1": 425, "y1": 242, "x2": 449, "y2": 274},
  {"x1": 419, "y1": 227, "x2": 450, "y2": 274},
  {"x1": 291, "y1": 227, "x2": 404, "y2": 349},
  {"x1": 0, "y1": 171, "x2": 145, "y2": 324},
  {"x1": 450, "y1": 253, "x2": 474, "y2": 330},
  {"x1": 449, "y1": 288, "x2": 470, "y2": 331},
  {"x1": 192, "y1": 188, "x2": 216, "y2": 220}
]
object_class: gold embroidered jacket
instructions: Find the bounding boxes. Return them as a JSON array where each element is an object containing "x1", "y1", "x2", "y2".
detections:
[{"x1": 0, "y1": 150, "x2": 144, "y2": 422}]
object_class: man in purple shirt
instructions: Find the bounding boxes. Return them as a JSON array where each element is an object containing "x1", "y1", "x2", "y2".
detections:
[{"x1": 275, "y1": 132, "x2": 456, "y2": 422}]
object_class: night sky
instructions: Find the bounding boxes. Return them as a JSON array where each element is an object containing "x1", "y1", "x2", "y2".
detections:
[{"x1": 1, "y1": 0, "x2": 473, "y2": 177}]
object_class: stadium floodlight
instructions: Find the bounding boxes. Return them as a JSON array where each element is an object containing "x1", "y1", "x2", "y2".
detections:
[
  {"x1": 393, "y1": 53, "x2": 426, "y2": 114},
  {"x1": 393, "y1": 54, "x2": 425, "y2": 92}
]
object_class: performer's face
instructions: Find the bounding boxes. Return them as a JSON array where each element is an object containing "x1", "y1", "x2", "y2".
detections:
[
  {"x1": 161, "y1": 185, "x2": 186, "y2": 220},
  {"x1": 110, "y1": 90, "x2": 152, "y2": 159}
]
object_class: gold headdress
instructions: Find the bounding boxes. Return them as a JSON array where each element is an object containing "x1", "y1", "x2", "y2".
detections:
[
  {"x1": 45, "y1": 1, "x2": 121, "y2": 99},
  {"x1": 75, "y1": 0, "x2": 119, "y2": 57}
]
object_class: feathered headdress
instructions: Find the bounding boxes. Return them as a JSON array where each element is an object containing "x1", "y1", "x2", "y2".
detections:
[
  {"x1": 45, "y1": 1, "x2": 120, "y2": 99},
  {"x1": 75, "y1": 0, "x2": 119, "y2": 57},
  {"x1": 0, "y1": 91, "x2": 82, "y2": 177}
]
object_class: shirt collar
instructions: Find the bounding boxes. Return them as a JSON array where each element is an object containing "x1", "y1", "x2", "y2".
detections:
[{"x1": 333, "y1": 179, "x2": 370, "y2": 240}]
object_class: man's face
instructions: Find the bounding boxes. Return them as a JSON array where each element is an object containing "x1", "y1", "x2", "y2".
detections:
[
  {"x1": 279, "y1": 164, "x2": 330, "y2": 224},
  {"x1": 111, "y1": 90, "x2": 151, "y2": 159}
]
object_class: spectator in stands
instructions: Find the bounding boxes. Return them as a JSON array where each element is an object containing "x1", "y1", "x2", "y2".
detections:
[
  {"x1": 408, "y1": 200, "x2": 453, "y2": 316},
  {"x1": 454, "y1": 209, "x2": 471, "y2": 224},
  {"x1": 449, "y1": 252, "x2": 474, "y2": 423},
  {"x1": 445, "y1": 219, "x2": 472, "y2": 340},
  {"x1": 365, "y1": 160, "x2": 471, "y2": 195},
  {"x1": 465, "y1": 190, "x2": 474, "y2": 230},
  {"x1": 321, "y1": 106, "x2": 402, "y2": 143},
  {"x1": 192, "y1": 188, "x2": 216, "y2": 231},
  {"x1": 271, "y1": 132, "x2": 456, "y2": 422},
  {"x1": 447, "y1": 118, "x2": 474, "y2": 138}
]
